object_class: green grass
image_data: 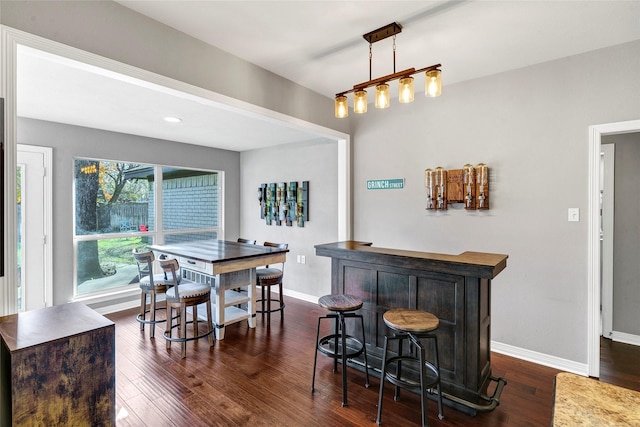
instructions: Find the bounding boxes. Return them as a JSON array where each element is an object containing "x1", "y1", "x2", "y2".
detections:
[{"x1": 98, "y1": 236, "x2": 150, "y2": 265}]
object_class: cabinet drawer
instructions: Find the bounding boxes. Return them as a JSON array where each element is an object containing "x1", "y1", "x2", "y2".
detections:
[{"x1": 179, "y1": 257, "x2": 211, "y2": 275}]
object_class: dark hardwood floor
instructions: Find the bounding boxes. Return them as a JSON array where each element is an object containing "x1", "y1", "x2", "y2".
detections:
[{"x1": 106, "y1": 297, "x2": 640, "y2": 426}]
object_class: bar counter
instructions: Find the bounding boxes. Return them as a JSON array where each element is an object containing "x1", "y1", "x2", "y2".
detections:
[{"x1": 315, "y1": 241, "x2": 508, "y2": 414}]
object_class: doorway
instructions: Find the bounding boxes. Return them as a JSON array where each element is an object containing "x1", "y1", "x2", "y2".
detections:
[
  {"x1": 601, "y1": 133, "x2": 640, "y2": 346},
  {"x1": 16, "y1": 144, "x2": 52, "y2": 311},
  {"x1": 588, "y1": 119, "x2": 640, "y2": 377}
]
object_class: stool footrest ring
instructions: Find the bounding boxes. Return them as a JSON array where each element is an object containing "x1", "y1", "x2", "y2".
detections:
[
  {"x1": 382, "y1": 355, "x2": 440, "y2": 392},
  {"x1": 256, "y1": 298, "x2": 285, "y2": 313},
  {"x1": 317, "y1": 334, "x2": 365, "y2": 360},
  {"x1": 163, "y1": 327, "x2": 214, "y2": 343}
]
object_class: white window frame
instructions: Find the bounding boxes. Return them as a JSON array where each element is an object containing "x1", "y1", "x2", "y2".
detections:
[{"x1": 72, "y1": 158, "x2": 223, "y2": 301}]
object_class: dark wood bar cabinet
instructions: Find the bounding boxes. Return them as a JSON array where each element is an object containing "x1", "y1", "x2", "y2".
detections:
[{"x1": 315, "y1": 241, "x2": 508, "y2": 415}]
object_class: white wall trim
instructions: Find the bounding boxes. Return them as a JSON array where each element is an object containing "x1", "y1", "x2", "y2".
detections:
[
  {"x1": 1, "y1": 26, "x2": 20, "y2": 315},
  {"x1": 491, "y1": 341, "x2": 589, "y2": 376},
  {"x1": 282, "y1": 288, "x2": 319, "y2": 305},
  {"x1": 588, "y1": 119, "x2": 640, "y2": 378},
  {"x1": 338, "y1": 137, "x2": 351, "y2": 240},
  {"x1": 91, "y1": 299, "x2": 140, "y2": 316},
  {"x1": 611, "y1": 331, "x2": 640, "y2": 347}
]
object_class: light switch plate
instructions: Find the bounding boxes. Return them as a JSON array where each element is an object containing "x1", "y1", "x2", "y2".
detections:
[{"x1": 568, "y1": 208, "x2": 580, "y2": 222}]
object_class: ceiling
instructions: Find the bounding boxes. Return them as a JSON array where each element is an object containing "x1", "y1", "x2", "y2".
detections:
[{"x1": 17, "y1": 1, "x2": 640, "y2": 152}]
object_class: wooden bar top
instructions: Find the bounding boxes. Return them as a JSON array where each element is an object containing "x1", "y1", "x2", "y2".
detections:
[
  {"x1": 315, "y1": 241, "x2": 508, "y2": 279},
  {"x1": 553, "y1": 372, "x2": 640, "y2": 426},
  {"x1": 0, "y1": 302, "x2": 114, "y2": 352}
]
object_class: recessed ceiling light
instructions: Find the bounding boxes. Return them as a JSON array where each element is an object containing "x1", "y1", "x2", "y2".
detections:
[{"x1": 163, "y1": 116, "x2": 182, "y2": 123}]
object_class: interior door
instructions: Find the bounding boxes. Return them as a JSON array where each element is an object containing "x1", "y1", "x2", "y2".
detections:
[
  {"x1": 16, "y1": 145, "x2": 51, "y2": 311},
  {"x1": 601, "y1": 143, "x2": 614, "y2": 338}
]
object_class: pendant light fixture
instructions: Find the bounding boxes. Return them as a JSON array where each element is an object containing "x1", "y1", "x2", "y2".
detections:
[
  {"x1": 334, "y1": 22, "x2": 442, "y2": 118},
  {"x1": 375, "y1": 84, "x2": 390, "y2": 108},
  {"x1": 399, "y1": 76, "x2": 415, "y2": 103},
  {"x1": 354, "y1": 90, "x2": 368, "y2": 114},
  {"x1": 426, "y1": 69, "x2": 442, "y2": 97},
  {"x1": 335, "y1": 95, "x2": 348, "y2": 118}
]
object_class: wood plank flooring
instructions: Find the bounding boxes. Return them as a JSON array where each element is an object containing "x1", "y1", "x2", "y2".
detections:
[{"x1": 105, "y1": 297, "x2": 639, "y2": 426}]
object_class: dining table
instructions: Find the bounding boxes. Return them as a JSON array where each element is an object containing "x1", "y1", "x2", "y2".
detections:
[{"x1": 148, "y1": 239, "x2": 289, "y2": 339}]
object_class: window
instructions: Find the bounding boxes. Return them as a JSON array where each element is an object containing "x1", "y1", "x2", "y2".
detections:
[{"x1": 73, "y1": 158, "x2": 221, "y2": 296}]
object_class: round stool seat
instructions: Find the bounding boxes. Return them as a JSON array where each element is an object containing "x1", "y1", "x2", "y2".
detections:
[
  {"x1": 377, "y1": 308, "x2": 444, "y2": 425},
  {"x1": 312, "y1": 293, "x2": 370, "y2": 407},
  {"x1": 383, "y1": 309, "x2": 439, "y2": 333},
  {"x1": 318, "y1": 294, "x2": 363, "y2": 312},
  {"x1": 256, "y1": 267, "x2": 283, "y2": 281}
]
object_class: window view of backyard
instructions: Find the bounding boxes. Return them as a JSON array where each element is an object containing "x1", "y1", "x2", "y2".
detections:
[{"x1": 74, "y1": 159, "x2": 220, "y2": 296}]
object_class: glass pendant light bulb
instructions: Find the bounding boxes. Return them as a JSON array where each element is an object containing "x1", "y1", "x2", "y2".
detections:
[
  {"x1": 375, "y1": 83, "x2": 390, "y2": 109},
  {"x1": 354, "y1": 90, "x2": 367, "y2": 114},
  {"x1": 398, "y1": 77, "x2": 415, "y2": 104},
  {"x1": 426, "y1": 69, "x2": 442, "y2": 97},
  {"x1": 334, "y1": 95, "x2": 348, "y2": 118}
]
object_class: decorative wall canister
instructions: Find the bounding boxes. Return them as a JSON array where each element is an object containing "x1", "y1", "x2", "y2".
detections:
[
  {"x1": 259, "y1": 181, "x2": 309, "y2": 226},
  {"x1": 425, "y1": 164, "x2": 489, "y2": 210}
]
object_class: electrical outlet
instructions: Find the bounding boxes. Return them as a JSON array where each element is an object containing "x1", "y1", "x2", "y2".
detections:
[{"x1": 300, "y1": 255, "x2": 306, "y2": 264}]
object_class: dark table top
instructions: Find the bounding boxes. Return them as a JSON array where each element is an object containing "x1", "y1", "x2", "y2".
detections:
[{"x1": 148, "y1": 239, "x2": 288, "y2": 264}]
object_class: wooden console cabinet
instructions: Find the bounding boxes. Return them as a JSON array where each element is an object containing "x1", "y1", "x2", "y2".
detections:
[
  {"x1": 0, "y1": 302, "x2": 115, "y2": 426},
  {"x1": 315, "y1": 241, "x2": 508, "y2": 414}
]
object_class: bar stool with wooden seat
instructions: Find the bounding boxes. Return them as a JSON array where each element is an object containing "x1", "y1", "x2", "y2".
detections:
[
  {"x1": 312, "y1": 294, "x2": 370, "y2": 407},
  {"x1": 132, "y1": 249, "x2": 175, "y2": 339},
  {"x1": 256, "y1": 242, "x2": 288, "y2": 327},
  {"x1": 159, "y1": 258, "x2": 215, "y2": 359},
  {"x1": 376, "y1": 309, "x2": 444, "y2": 426}
]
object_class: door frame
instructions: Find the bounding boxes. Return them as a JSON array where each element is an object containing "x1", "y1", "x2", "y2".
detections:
[
  {"x1": 17, "y1": 144, "x2": 53, "y2": 309},
  {"x1": 588, "y1": 119, "x2": 640, "y2": 377}
]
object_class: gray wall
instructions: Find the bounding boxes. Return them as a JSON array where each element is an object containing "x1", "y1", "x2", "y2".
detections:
[
  {"x1": 241, "y1": 139, "x2": 338, "y2": 299},
  {"x1": 349, "y1": 40, "x2": 640, "y2": 364},
  {"x1": 604, "y1": 132, "x2": 640, "y2": 336},
  {"x1": 17, "y1": 117, "x2": 240, "y2": 306}
]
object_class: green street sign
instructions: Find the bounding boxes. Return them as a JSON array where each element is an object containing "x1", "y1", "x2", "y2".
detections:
[{"x1": 366, "y1": 178, "x2": 404, "y2": 190}]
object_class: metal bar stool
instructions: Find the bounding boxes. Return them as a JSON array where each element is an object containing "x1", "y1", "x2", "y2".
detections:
[
  {"x1": 312, "y1": 294, "x2": 370, "y2": 407},
  {"x1": 256, "y1": 241, "x2": 288, "y2": 327},
  {"x1": 376, "y1": 309, "x2": 444, "y2": 426}
]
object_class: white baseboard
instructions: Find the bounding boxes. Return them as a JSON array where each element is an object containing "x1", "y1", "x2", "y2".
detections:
[
  {"x1": 282, "y1": 288, "x2": 319, "y2": 304},
  {"x1": 491, "y1": 341, "x2": 589, "y2": 376},
  {"x1": 611, "y1": 331, "x2": 640, "y2": 346},
  {"x1": 92, "y1": 299, "x2": 140, "y2": 315}
]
